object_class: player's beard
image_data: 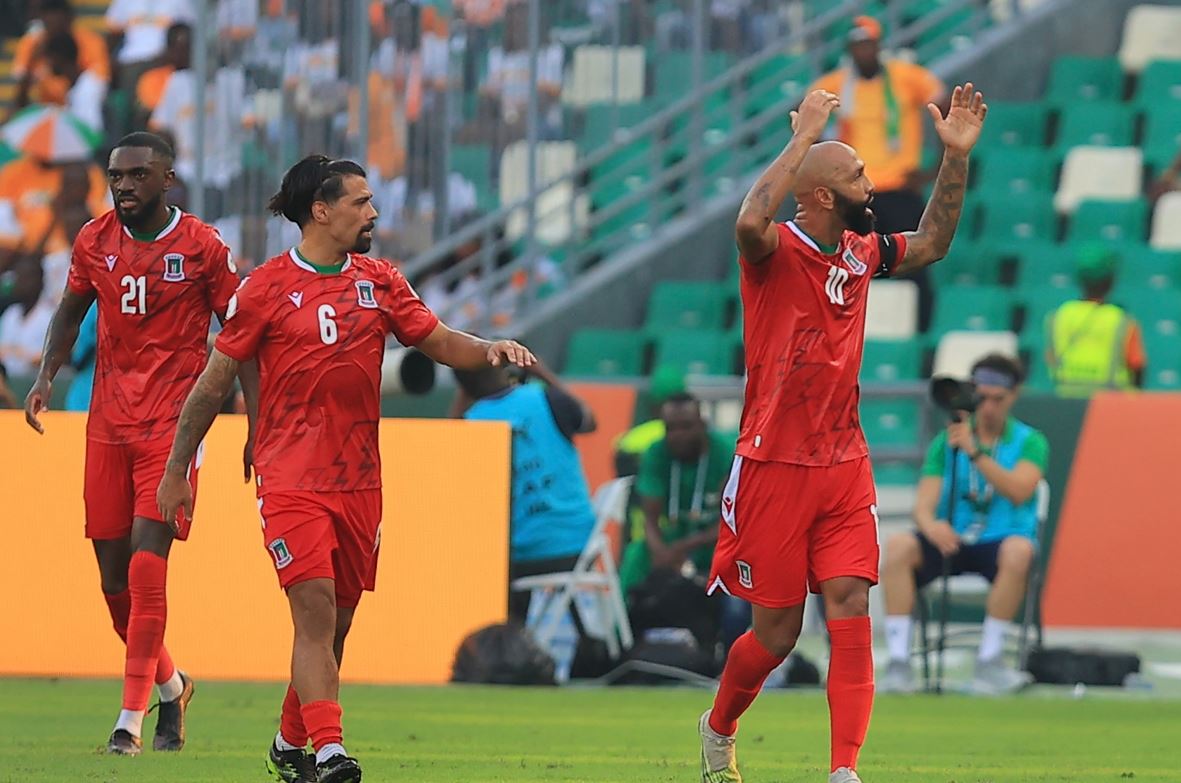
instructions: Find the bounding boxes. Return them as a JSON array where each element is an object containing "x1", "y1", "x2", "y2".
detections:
[
  {"x1": 834, "y1": 191, "x2": 876, "y2": 236},
  {"x1": 352, "y1": 223, "x2": 375, "y2": 254},
  {"x1": 115, "y1": 192, "x2": 164, "y2": 231}
]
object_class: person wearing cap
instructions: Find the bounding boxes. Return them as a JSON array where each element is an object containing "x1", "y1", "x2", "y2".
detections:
[
  {"x1": 879, "y1": 353, "x2": 1048, "y2": 695},
  {"x1": 613, "y1": 364, "x2": 687, "y2": 477},
  {"x1": 1045, "y1": 245, "x2": 1147, "y2": 397},
  {"x1": 809, "y1": 16, "x2": 946, "y2": 329}
]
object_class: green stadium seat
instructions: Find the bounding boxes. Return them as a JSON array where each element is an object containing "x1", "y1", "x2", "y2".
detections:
[
  {"x1": 1046, "y1": 56, "x2": 1124, "y2": 104},
  {"x1": 872, "y1": 461, "x2": 919, "y2": 486},
  {"x1": 860, "y1": 399, "x2": 922, "y2": 450},
  {"x1": 930, "y1": 285, "x2": 1013, "y2": 335},
  {"x1": 1133, "y1": 60, "x2": 1181, "y2": 108},
  {"x1": 1018, "y1": 285, "x2": 1074, "y2": 338},
  {"x1": 1054, "y1": 102, "x2": 1135, "y2": 150},
  {"x1": 979, "y1": 194, "x2": 1058, "y2": 242},
  {"x1": 930, "y1": 239, "x2": 1004, "y2": 286},
  {"x1": 1010, "y1": 241, "x2": 1081, "y2": 290},
  {"x1": 1067, "y1": 200, "x2": 1149, "y2": 244},
  {"x1": 974, "y1": 148, "x2": 1056, "y2": 197},
  {"x1": 652, "y1": 329, "x2": 739, "y2": 376},
  {"x1": 654, "y1": 51, "x2": 733, "y2": 98},
  {"x1": 861, "y1": 340, "x2": 922, "y2": 383},
  {"x1": 978, "y1": 102, "x2": 1047, "y2": 149},
  {"x1": 1110, "y1": 287, "x2": 1181, "y2": 339},
  {"x1": 744, "y1": 54, "x2": 813, "y2": 118},
  {"x1": 565, "y1": 329, "x2": 648, "y2": 377},
  {"x1": 644, "y1": 281, "x2": 730, "y2": 332},
  {"x1": 1141, "y1": 105, "x2": 1181, "y2": 173},
  {"x1": 451, "y1": 144, "x2": 495, "y2": 210},
  {"x1": 1116, "y1": 244, "x2": 1181, "y2": 289},
  {"x1": 1144, "y1": 334, "x2": 1181, "y2": 390},
  {"x1": 579, "y1": 102, "x2": 664, "y2": 151}
]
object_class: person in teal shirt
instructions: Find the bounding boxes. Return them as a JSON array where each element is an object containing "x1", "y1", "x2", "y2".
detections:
[
  {"x1": 880, "y1": 353, "x2": 1049, "y2": 695},
  {"x1": 64, "y1": 302, "x2": 98, "y2": 411}
]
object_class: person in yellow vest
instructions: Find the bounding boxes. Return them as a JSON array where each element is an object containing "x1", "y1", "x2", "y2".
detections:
[
  {"x1": 1045, "y1": 245, "x2": 1147, "y2": 397},
  {"x1": 810, "y1": 16, "x2": 946, "y2": 330},
  {"x1": 613, "y1": 364, "x2": 687, "y2": 477}
]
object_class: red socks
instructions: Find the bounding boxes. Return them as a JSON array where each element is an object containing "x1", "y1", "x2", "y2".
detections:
[
  {"x1": 104, "y1": 587, "x2": 177, "y2": 686},
  {"x1": 281, "y1": 685, "x2": 309, "y2": 747},
  {"x1": 122, "y1": 552, "x2": 169, "y2": 711},
  {"x1": 708, "y1": 631, "x2": 785, "y2": 736},
  {"x1": 301, "y1": 700, "x2": 343, "y2": 752},
  {"x1": 827, "y1": 616, "x2": 874, "y2": 772}
]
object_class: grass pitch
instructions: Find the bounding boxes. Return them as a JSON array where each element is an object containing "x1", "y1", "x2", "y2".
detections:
[{"x1": 0, "y1": 678, "x2": 1177, "y2": 782}]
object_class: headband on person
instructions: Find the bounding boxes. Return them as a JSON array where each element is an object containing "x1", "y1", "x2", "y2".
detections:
[{"x1": 972, "y1": 367, "x2": 1017, "y2": 389}]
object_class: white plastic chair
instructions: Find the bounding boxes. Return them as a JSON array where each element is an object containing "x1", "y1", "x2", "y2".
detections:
[
  {"x1": 865, "y1": 279, "x2": 919, "y2": 339},
  {"x1": 1119, "y1": 4, "x2": 1181, "y2": 73},
  {"x1": 511, "y1": 476, "x2": 635, "y2": 677},
  {"x1": 1054, "y1": 146, "x2": 1143, "y2": 214},
  {"x1": 931, "y1": 330, "x2": 1019, "y2": 381},
  {"x1": 1151, "y1": 191, "x2": 1181, "y2": 250}
]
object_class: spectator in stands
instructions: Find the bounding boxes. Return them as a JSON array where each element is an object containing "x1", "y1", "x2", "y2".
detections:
[
  {"x1": 26, "y1": 32, "x2": 107, "y2": 132},
  {"x1": 64, "y1": 302, "x2": 97, "y2": 411},
  {"x1": 479, "y1": 0, "x2": 564, "y2": 145},
  {"x1": 106, "y1": 0, "x2": 194, "y2": 87},
  {"x1": 879, "y1": 353, "x2": 1047, "y2": 695},
  {"x1": 810, "y1": 16, "x2": 945, "y2": 330},
  {"x1": 373, "y1": 150, "x2": 479, "y2": 257},
  {"x1": 613, "y1": 365, "x2": 686, "y2": 477},
  {"x1": 12, "y1": 0, "x2": 110, "y2": 113},
  {"x1": 452, "y1": 356, "x2": 598, "y2": 622},
  {"x1": 38, "y1": 160, "x2": 95, "y2": 304},
  {"x1": 0, "y1": 254, "x2": 54, "y2": 379},
  {"x1": 455, "y1": 0, "x2": 507, "y2": 28},
  {"x1": 1045, "y1": 245, "x2": 1147, "y2": 397},
  {"x1": 135, "y1": 22, "x2": 189, "y2": 123}
]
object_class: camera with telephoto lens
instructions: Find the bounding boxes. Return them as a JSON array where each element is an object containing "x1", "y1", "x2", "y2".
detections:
[{"x1": 930, "y1": 376, "x2": 979, "y2": 416}]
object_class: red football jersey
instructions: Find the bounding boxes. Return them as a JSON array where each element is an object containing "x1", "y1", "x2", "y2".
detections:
[
  {"x1": 66, "y1": 208, "x2": 239, "y2": 444},
  {"x1": 214, "y1": 249, "x2": 439, "y2": 495},
  {"x1": 736, "y1": 221, "x2": 906, "y2": 467}
]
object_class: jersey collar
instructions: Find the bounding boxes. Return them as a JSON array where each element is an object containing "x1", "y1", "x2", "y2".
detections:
[
  {"x1": 122, "y1": 206, "x2": 182, "y2": 242},
  {"x1": 289, "y1": 247, "x2": 353, "y2": 275},
  {"x1": 787, "y1": 221, "x2": 840, "y2": 255}
]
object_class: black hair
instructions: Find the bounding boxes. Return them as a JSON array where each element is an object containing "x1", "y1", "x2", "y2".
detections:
[
  {"x1": 39, "y1": 0, "x2": 74, "y2": 16},
  {"x1": 660, "y1": 391, "x2": 700, "y2": 408},
  {"x1": 971, "y1": 353, "x2": 1025, "y2": 386},
  {"x1": 166, "y1": 21, "x2": 191, "y2": 46},
  {"x1": 112, "y1": 132, "x2": 175, "y2": 164},
  {"x1": 44, "y1": 31, "x2": 78, "y2": 62},
  {"x1": 267, "y1": 154, "x2": 367, "y2": 226},
  {"x1": 453, "y1": 366, "x2": 512, "y2": 401}
]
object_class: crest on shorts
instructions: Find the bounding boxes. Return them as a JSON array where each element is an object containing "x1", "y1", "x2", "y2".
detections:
[
  {"x1": 842, "y1": 247, "x2": 868, "y2": 276},
  {"x1": 355, "y1": 280, "x2": 378, "y2": 309},
  {"x1": 163, "y1": 253, "x2": 186, "y2": 282},
  {"x1": 737, "y1": 560, "x2": 753, "y2": 589},
  {"x1": 269, "y1": 538, "x2": 293, "y2": 569}
]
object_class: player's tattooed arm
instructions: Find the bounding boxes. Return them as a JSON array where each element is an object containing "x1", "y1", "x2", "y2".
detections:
[
  {"x1": 24, "y1": 287, "x2": 95, "y2": 433},
  {"x1": 736, "y1": 89, "x2": 839, "y2": 264},
  {"x1": 165, "y1": 349, "x2": 240, "y2": 475},
  {"x1": 894, "y1": 151, "x2": 969, "y2": 275}
]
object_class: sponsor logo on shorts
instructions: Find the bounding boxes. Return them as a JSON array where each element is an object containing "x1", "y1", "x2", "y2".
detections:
[
  {"x1": 269, "y1": 538, "x2": 293, "y2": 569},
  {"x1": 163, "y1": 253, "x2": 186, "y2": 282},
  {"x1": 737, "y1": 560, "x2": 753, "y2": 589},
  {"x1": 356, "y1": 280, "x2": 378, "y2": 308}
]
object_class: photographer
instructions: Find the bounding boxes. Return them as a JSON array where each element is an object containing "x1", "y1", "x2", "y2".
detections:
[{"x1": 878, "y1": 354, "x2": 1048, "y2": 695}]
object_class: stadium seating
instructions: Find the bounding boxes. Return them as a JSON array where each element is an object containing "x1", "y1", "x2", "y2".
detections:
[
  {"x1": 931, "y1": 331, "x2": 1020, "y2": 380},
  {"x1": 862, "y1": 339, "x2": 923, "y2": 383},
  {"x1": 1119, "y1": 4, "x2": 1181, "y2": 72},
  {"x1": 565, "y1": 329, "x2": 648, "y2": 377},
  {"x1": 652, "y1": 330, "x2": 738, "y2": 376},
  {"x1": 860, "y1": 399, "x2": 923, "y2": 450},
  {"x1": 930, "y1": 285, "x2": 1014, "y2": 335},
  {"x1": 865, "y1": 280, "x2": 920, "y2": 339},
  {"x1": 1150, "y1": 192, "x2": 1181, "y2": 250},
  {"x1": 1046, "y1": 56, "x2": 1124, "y2": 104},
  {"x1": 1066, "y1": 199, "x2": 1149, "y2": 243},
  {"x1": 1053, "y1": 146, "x2": 1143, "y2": 213},
  {"x1": 1053, "y1": 102, "x2": 1136, "y2": 151},
  {"x1": 979, "y1": 194, "x2": 1057, "y2": 243},
  {"x1": 643, "y1": 281, "x2": 730, "y2": 333},
  {"x1": 1010, "y1": 242, "x2": 1081, "y2": 290},
  {"x1": 975, "y1": 147, "x2": 1056, "y2": 198},
  {"x1": 978, "y1": 102, "x2": 1047, "y2": 149}
]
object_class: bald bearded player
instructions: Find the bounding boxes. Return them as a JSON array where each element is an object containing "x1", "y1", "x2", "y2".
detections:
[{"x1": 697, "y1": 85, "x2": 988, "y2": 783}]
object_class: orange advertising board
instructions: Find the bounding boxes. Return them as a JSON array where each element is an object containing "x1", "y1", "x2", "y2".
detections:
[
  {"x1": 568, "y1": 382, "x2": 637, "y2": 490},
  {"x1": 0, "y1": 412, "x2": 509, "y2": 683}
]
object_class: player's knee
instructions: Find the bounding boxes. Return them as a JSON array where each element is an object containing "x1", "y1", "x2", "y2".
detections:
[
  {"x1": 885, "y1": 532, "x2": 920, "y2": 570},
  {"x1": 289, "y1": 580, "x2": 338, "y2": 641},
  {"x1": 997, "y1": 536, "x2": 1035, "y2": 577},
  {"x1": 755, "y1": 626, "x2": 799, "y2": 658},
  {"x1": 100, "y1": 575, "x2": 128, "y2": 594}
]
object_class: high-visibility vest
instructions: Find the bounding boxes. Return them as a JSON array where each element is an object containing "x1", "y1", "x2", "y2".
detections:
[{"x1": 1046, "y1": 300, "x2": 1132, "y2": 397}]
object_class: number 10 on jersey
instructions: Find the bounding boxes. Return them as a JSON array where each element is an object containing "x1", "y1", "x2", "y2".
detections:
[{"x1": 825, "y1": 266, "x2": 849, "y2": 306}]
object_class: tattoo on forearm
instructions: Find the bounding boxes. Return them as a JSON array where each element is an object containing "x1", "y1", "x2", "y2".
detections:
[
  {"x1": 167, "y1": 354, "x2": 239, "y2": 471},
  {"x1": 918, "y1": 153, "x2": 969, "y2": 257}
]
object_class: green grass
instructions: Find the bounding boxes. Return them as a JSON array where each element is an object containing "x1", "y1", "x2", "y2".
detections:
[{"x1": 1, "y1": 679, "x2": 1179, "y2": 782}]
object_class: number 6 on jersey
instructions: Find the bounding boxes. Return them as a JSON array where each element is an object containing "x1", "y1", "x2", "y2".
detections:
[{"x1": 318, "y1": 304, "x2": 338, "y2": 345}]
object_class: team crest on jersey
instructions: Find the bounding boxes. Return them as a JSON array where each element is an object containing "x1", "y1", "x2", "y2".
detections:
[
  {"x1": 842, "y1": 247, "x2": 868, "y2": 276},
  {"x1": 163, "y1": 253, "x2": 186, "y2": 282},
  {"x1": 355, "y1": 280, "x2": 378, "y2": 309},
  {"x1": 269, "y1": 538, "x2": 293, "y2": 569}
]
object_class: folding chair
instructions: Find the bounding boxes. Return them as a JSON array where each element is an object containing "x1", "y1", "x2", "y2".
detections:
[
  {"x1": 511, "y1": 476, "x2": 636, "y2": 681},
  {"x1": 916, "y1": 479, "x2": 1051, "y2": 692}
]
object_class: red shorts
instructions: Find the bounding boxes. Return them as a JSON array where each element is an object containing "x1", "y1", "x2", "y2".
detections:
[
  {"x1": 257, "y1": 489, "x2": 383, "y2": 609},
  {"x1": 84, "y1": 437, "x2": 201, "y2": 541},
  {"x1": 708, "y1": 455, "x2": 880, "y2": 608}
]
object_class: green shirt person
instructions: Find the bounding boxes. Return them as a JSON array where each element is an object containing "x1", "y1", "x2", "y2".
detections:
[
  {"x1": 613, "y1": 364, "x2": 686, "y2": 477},
  {"x1": 619, "y1": 392, "x2": 736, "y2": 591}
]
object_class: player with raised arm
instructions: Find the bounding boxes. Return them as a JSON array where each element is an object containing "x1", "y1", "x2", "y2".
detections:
[
  {"x1": 24, "y1": 132, "x2": 253, "y2": 756},
  {"x1": 697, "y1": 84, "x2": 986, "y2": 783},
  {"x1": 156, "y1": 155, "x2": 536, "y2": 783}
]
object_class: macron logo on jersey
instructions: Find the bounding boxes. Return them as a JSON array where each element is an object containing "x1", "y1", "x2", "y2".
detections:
[
  {"x1": 105, "y1": 254, "x2": 118, "y2": 271},
  {"x1": 288, "y1": 292, "x2": 304, "y2": 309}
]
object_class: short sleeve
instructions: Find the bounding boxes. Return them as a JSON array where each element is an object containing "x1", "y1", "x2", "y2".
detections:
[
  {"x1": 214, "y1": 276, "x2": 268, "y2": 361},
  {"x1": 66, "y1": 234, "x2": 95, "y2": 295},
  {"x1": 920, "y1": 431, "x2": 948, "y2": 478},
  {"x1": 1124, "y1": 318, "x2": 1147, "y2": 372},
  {"x1": 203, "y1": 230, "x2": 241, "y2": 316},
  {"x1": 1019, "y1": 430, "x2": 1050, "y2": 472},
  {"x1": 384, "y1": 268, "x2": 439, "y2": 346},
  {"x1": 635, "y1": 441, "x2": 670, "y2": 500},
  {"x1": 874, "y1": 232, "x2": 907, "y2": 279}
]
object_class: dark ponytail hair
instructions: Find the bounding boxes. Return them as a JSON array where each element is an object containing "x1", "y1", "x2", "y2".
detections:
[{"x1": 268, "y1": 154, "x2": 367, "y2": 226}]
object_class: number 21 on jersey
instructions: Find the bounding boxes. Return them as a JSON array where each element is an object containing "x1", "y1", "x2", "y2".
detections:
[
  {"x1": 120, "y1": 275, "x2": 147, "y2": 314},
  {"x1": 825, "y1": 266, "x2": 849, "y2": 306}
]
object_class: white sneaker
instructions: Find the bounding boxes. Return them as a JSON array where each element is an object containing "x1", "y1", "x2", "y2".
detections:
[
  {"x1": 876, "y1": 659, "x2": 917, "y2": 694},
  {"x1": 829, "y1": 766, "x2": 863, "y2": 783},
  {"x1": 970, "y1": 657, "x2": 1034, "y2": 695},
  {"x1": 699, "y1": 710, "x2": 742, "y2": 782}
]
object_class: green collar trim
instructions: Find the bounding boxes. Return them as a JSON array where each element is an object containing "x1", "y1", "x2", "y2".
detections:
[
  {"x1": 128, "y1": 206, "x2": 178, "y2": 242},
  {"x1": 294, "y1": 247, "x2": 346, "y2": 275}
]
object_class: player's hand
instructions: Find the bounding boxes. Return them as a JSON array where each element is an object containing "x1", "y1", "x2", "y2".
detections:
[
  {"x1": 923, "y1": 521, "x2": 961, "y2": 557},
  {"x1": 946, "y1": 420, "x2": 977, "y2": 455},
  {"x1": 487, "y1": 339, "x2": 537, "y2": 369},
  {"x1": 23, "y1": 376, "x2": 52, "y2": 434},
  {"x1": 243, "y1": 433, "x2": 255, "y2": 483},
  {"x1": 157, "y1": 469, "x2": 194, "y2": 534},
  {"x1": 929, "y1": 82, "x2": 987, "y2": 155},
  {"x1": 790, "y1": 90, "x2": 840, "y2": 142}
]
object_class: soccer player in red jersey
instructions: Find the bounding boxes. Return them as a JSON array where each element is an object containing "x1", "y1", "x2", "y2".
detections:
[
  {"x1": 24, "y1": 132, "x2": 251, "y2": 755},
  {"x1": 698, "y1": 85, "x2": 987, "y2": 783},
  {"x1": 156, "y1": 155, "x2": 536, "y2": 783}
]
